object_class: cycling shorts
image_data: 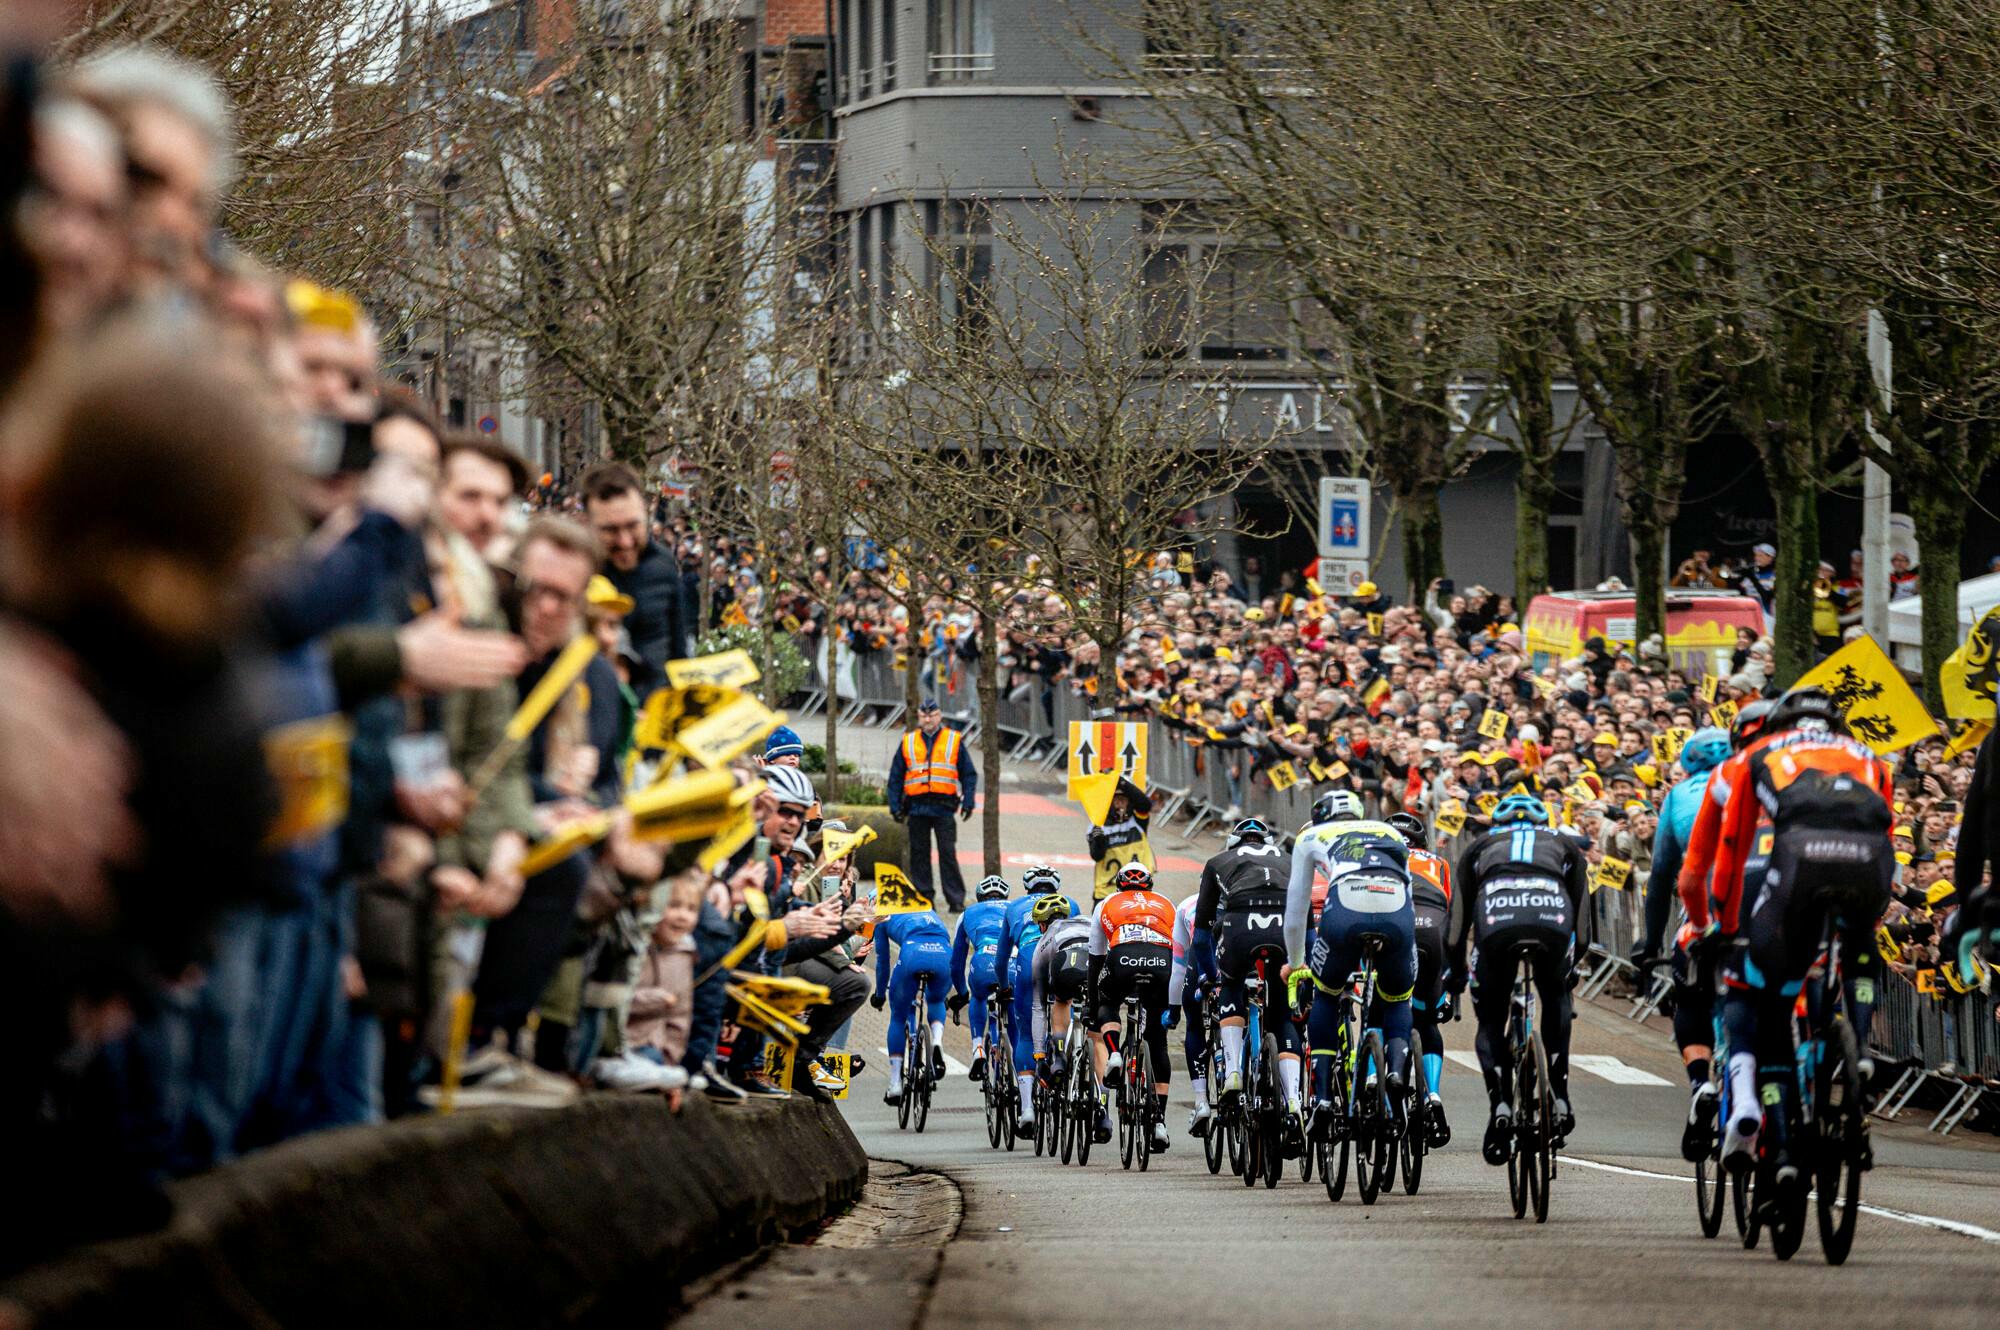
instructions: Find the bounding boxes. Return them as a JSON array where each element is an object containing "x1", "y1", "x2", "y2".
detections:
[
  {"x1": 1093, "y1": 942, "x2": 1170, "y2": 1028},
  {"x1": 1213, "y1": 907, "x2": 1287, "y2": 1021},
  {"x1": 1038, "y1": 939, "x2": 1091, "y2": 1005}
]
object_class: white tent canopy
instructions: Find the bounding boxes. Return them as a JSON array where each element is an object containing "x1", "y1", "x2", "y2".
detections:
[{"x1": 1886, "y1": 571, "x2": 2000, "y2": 671}]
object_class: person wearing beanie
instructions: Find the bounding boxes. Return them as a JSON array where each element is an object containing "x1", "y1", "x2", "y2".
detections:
[{"x1": 765, "y1": 725, "x2": 805, "y2": 767}]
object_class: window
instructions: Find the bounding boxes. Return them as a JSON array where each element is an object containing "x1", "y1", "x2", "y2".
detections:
[
  {"x1": 936, "y1": 199, "x2": 992, "y2": 339},
  {"x1": 856, "y1": 0, "x2": 874, "y2": 97},
  {"x1": 1140, "y1": 205, "x2": 1325, "y2": 364},
  {"x1": 927, "y1": 0, "x2": 992, "y2": 80},
  {"x1": 849, "y1": 203, "x2": 896, "y2": 358},
  {"x1": 880, "y1": 0, "x2": 898, "y2": 91}
]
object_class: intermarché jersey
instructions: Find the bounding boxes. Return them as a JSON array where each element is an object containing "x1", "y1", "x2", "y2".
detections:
[{"x1": 1284, "y1": 819, "x2": 1410, "y2": 967}]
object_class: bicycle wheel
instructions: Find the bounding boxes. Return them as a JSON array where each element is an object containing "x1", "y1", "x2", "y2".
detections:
[
  {"x1": 1357, "y1": 1032, "x2": 1389, "y2": 1205},
  {"x1": 1135, "y1": 1039, "x2": 1154, "y2": 1173},
  {"x1": 1402, "y1": 1056, "x2": 1428, "y2": 1197},
  {"x1": 1326, "y1": 1055, "x2": 1352, "y2": 1203},
  {"x1": 1119, "y1": 1060, "x2": 1138, "y2": 1171},
  {"x1": 898, "y1": 1029, "x2": 915, "y2": 1132},
  {"x1": 913, "y1": 1043, "x2": 932, "y2": 1135},
  {"x1": 1259, "y1": 1033, "x2": 1283, "y2": 1189},
  {"x1": 1769, "y1": 1152, "x2": 1807, "y2": 1260},
  {"x1": 1815, "y1": 1021, "x2": 1863, "y2": 1265},
  {"x1": 1002, "y1": 1049, "x2": 1019, "y2": 1152},
  {"x1": 1524, "y1": 1032, "x2": 1553, "y2": 1224},
  {"x1": 1507, "y1": 1041, "x2": 1530, "y2": 1219},
  {"x1": 1735, "y1": 1163, "x2": 1761, "y2": 1249},
  {"x1": 1695, "y1": 1130, "x2": 1726, "y2": 1238},
  {"x1": 1227, "y1": 1102, "x2": 1247, "y2": 1176},
  {"x1": 1204, "y1": 1097, "x2": 1226, "y2": 1174},
  {"x1": 1075, "y1": 1067, "x2": 1096, "y2": 1167},
  {"x1": 1300, "y1": 1100, "x2": 1316, "y2": 1183}
]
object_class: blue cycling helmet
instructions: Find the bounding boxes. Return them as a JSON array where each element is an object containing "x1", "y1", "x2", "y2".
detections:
[
  {"x1": 1676, "y1": 727, "x2": 1731, "y2": 777},
  {"x1": 1491, "y1": 793, "x2": 1550, "y2": 827}
]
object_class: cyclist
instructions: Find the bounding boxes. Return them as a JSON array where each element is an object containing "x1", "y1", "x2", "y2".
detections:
[
  {"x1": 1445, "y1": 792, "x2": 1592, "y2": 1166},
  {"x1": 1629, "y1": 726, "x2": 1732, "y2": 1160},
  {"x1": 948, "y1": 875, "x2": 1012, "y2": 1082},
  {"x1": 993, "y1": 865, "x2": 1077, "y2": 1137},
  {"x1": 1694, "y1": 688, "x2": 1894, "y2": 1184},
  {"x1": 1032, "y1": 893, "x2": 1111, "y2": 1142},
  {"x1": 870, "y1": 905, "x2": 952, "y2": 1104},
  {"x1": 1389, "y1": 810, "x2": 1454, "y2": 1147},
  {"x1": 1287, "y1": 792, "x2": 1418, "y2": 1146},
  {"x1": 1089, "y1": 863, "x2": 1177, "y2": 1155},
  {"x1": 1169, "y1": 891, "x2": 1214, "y2": 1137},
  {"x1": 1189, "y1": 816, "x2": 1299, "y2": 1138}
]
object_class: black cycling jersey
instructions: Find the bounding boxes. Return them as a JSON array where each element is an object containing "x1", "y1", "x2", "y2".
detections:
[
  {"x1": 1193, "y1": 841, "x2": 1293, "y2": 929},
  {"x1": 1447, "y1": 825, "x2": 1593, "y2": 977}
]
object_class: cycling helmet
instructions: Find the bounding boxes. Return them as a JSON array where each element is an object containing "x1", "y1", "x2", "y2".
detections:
[
  {"x1": 1021, "y1": 864, "x2": 1062, "y2": 893},
  {"x1": 1029, "y1": 893, "x2": 1075, "y2": 926},
  {"x1": 1491, "y1": 792, "x2": 1550, "y2": 827},
  {"x1": 1730, "y1": 698, "x2": 1776, "y2": 750},
  {"x1": 1765, "y1": 685, "x2": 1845, "y2": 736},
  {"x1": 1386, "y1": 811, "x2": 1428, "y2": 851},
  {"x1": 1310, "y1": 790, "x2": 1364, "y2": 825},
  {"x1": 1227, "y1": 816, "x2": 1274, "y2": 848},
  {"x1": 1113, "y1": 864, "x2": 1155, "y2": 892},
  {"x1": 1676, "y1": 727, "x2": 1731, "y2": 776},
  {"x1": 761, "y1": 764, "x2": 817, "y2": 808},
  {"x1": 975, "y1": 875, "x2": 1010, "y2": 902}
]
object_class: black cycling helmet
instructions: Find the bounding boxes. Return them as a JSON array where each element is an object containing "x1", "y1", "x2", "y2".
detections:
[
  {"x1": 1730, "y1": 698, "x2": 1776, "y2": 750},
  {"x1": 1386, "y1": 811, "x2": 1428, "y2": 851},
  {"x1": 1765, "y1": 686, "x2": 1845, "y2": 736},
  {"x1": 975, "y1": 874, "x2": 1010, "y2": 902},
  {"x1": 1227, "y1": 816, "x2": 1274, "y2": 848}
]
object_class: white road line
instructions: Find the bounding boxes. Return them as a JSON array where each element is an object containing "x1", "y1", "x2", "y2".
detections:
[
  {"x1": 1443, "y1": 1049, "x2": 1669, "y2": 1086},
  {"x1": 1571, "y1": 1054, "x2": 1672, "y2": 1087},
  {"x1": 1564, "y1": 1156, "x2": 2000, "y2": 1244},
  {"x1": 877, "y1": 1045, "x2": 970, "y2": 1075}
]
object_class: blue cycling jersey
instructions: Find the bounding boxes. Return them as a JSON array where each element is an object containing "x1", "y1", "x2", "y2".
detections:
[{"x1": 951, "y1": 899, "x2": 1009, "y2": 994}]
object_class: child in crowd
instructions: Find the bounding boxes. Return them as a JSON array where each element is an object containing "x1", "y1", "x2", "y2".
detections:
[{"x1": 625, "y1": 872, "x2": 704, "y2": 1105}]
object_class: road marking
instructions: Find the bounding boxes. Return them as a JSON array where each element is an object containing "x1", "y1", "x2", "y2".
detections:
[
  {"x1": 1565, "y1": 1156, "x2": 2000, "y2": 1244},
  {"x1": 1445, "y1": 1050, "x2": 1673, "y2": 1087},
  {"x1": 1571, "y1": 1055, "x2": 1672, "y2": 1086},
  {"x1": 877, "y1": 1045, "x2": 969, "y2": 1075}
]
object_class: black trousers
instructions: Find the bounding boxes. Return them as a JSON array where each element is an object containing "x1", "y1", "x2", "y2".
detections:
[
  {"x1": 794, "y1": 956, "x2": 870, "y2": 1062},
  {"x1": 907, "y1": 811, "x2": 967, "y2": 910},
  {"x1": 471, "y1": 854, "x2": 589, "y2": 1041}
]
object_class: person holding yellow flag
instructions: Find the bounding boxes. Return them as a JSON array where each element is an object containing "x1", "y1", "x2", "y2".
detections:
[
  {"x1": 888, "y1": 700, "x2": 978, "y2": 912},
  {"x1": 1085, "y1": 775, "x2": 1153, "y2": 902}
]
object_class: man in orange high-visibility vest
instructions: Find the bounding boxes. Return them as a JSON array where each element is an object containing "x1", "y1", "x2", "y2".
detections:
[{"x1": 887, "y1": 700, "x2": 979, "y2": 912}]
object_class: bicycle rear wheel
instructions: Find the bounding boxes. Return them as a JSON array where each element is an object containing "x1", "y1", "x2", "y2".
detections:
[
  {"x1": 1507, "y1": 1037, "x2": 1529, "y2": 1219},
  {"x1": 1074, "y1": 1064, "x2": 1096, "y2": 1167},
  {"x1": 913, "y1": 1047, "x2": 932, "y2": 1134},
  {"x1": 898, "y1": 1028, "x2": 916, "y2": 1132},
  {"x1": 1524, "y1": 1032, "x2": 1553, "y2": 1224},
  {"x1": 1402, "y1": 1055, "x2": 1428, "y2": 1197},
  {"x1": 1204, "y1": 1100, "x2": 1225, "y2": 1174},
  {"x1": 1326, "y1": 1055, "x2": 1352, "y2": 1203},
  {"x1": 1259, "y1": 1033, "x2": 1283, "y2": 1189},
  {"x1": 1770, "y1": 1165, "x2": 1807, "y2": 1261},
  {"x1": 1695, "y1": 1145, "x2": 1726, "y2": 1238},
  {"x1": 1735, "y1": 1164, "x2": 1761, "y2": 1248},
  {"x1": 1815, "y1": 1021, "x2": 1863, "y2": 1265},
  {"x1": 1135, "y1": 1040, "x2": 1154, "y2": 1172},
  {"x1": 1119, "y1": 1060, "x2": 1138, "y2": 1171},
  {"x1": 1355, "y1": 1032, "x2": 1387, "y2": 1205}
]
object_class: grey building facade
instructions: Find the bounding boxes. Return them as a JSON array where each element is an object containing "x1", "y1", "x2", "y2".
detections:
[{"x1": 825, "y1": 0, "x2": 1623, "y2": 596}]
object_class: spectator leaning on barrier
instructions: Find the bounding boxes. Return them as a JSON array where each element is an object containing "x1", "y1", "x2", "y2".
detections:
[{"x1": 888, "y1": 698, "x2": 978, "y2": 912}]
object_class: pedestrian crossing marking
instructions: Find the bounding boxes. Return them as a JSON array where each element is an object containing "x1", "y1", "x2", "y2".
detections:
[
  {"x1": 877, "y1": 1045, "x2": 970, "y2": 1076},
  {"x1": 1444, "y1": 1049, "x2": 1668, "y2": 1086}
]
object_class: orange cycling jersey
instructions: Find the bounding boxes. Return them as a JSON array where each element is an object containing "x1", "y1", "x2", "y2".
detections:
[
  {"x1": 1097, "y1": 889, "x2": 1176, "y2": 949},
  {"x1": 1408, "y1": 848, "x2": 1452, "y2": 901}
]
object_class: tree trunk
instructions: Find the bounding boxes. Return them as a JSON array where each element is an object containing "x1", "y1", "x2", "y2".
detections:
[
  {"x1": 978, "y1": 604, "x2": 1002, "y2": 875},
  {"x1": 1911, "y1": 490, "x2": 1966, "y2": 713},
  {"x1": 1770, "y1": 479, "x2": 1820, "y2": 687},
  {"x1": 1399, "y1": 484, "x2": 1445, "y2": 599},
  {"x1": 1514, "y1": 453, "x2": 1555, "y2": 609},
  {"x1": 1630, "y1": 517, "x2": 1668, "y2": 648}
]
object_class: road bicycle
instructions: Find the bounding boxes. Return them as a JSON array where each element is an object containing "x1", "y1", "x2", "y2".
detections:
[
  {"x1": 982, "y1": 989, "x2": 1018, "y2": 1151},
  {"x1": 1058, "y1": 1014, "x2": 1102, "y2": 1166},
  {"x1": 897, "y1": 973, "x2": 936, "y2": 1133},
  {"x1": 1239, "y1": 945, "x2": 1288, "y2": 1190},
  {"x1": 1740, "y1": 914, "x2": 1871, "y2": 1264},
  {"x1": 1503, "y1": 944, "x2": 1559, "y2": 1223},
  {"x1": 1032, "y1": 1002, "x2": 1057, "y2": 1158},
  {"x1": 1399, "y1": 1026, "x2": 1430, "y2": 1197},
  {"x1": 1114, "y1": 993, "x2": 1159, "y2": 1171},
  {"x1": 1311, "y1": 933, "x2": 1396, "y2": 1206},
  {"x1": 1197, "y1": 982, "x2": 1233, "y2": 1176}
]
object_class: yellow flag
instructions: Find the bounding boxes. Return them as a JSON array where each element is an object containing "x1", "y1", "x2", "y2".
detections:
[
  {"x1": 1475, "y1": 792, "x2": 1499, "y2": 816},
  {"x1": 1324, "y1": 759, "x2": 1350, "y2": 781},
  {"x1": 1267, "y1": 760, "x2": 1298, "y2": 791},
  {"x1": 1592, "y1": 856, "x2": 1632, "y2": 894},
  {"x1": 676, "y1": 694, "x2": 785, "y2": 769},
  {"x1": 1366, "y1": 612, "x2": 1385, "y2": 637},
  {"x1": 505, "y1": 636, "x2": 598, "y2": 742},
  {"x1": 873, "y1": 862, "x2": 930, "y2": 914},
  {"x1": 1699, "y1": 674, "x2": 1719, "y2": 703},
  {"x1": 1792, "y1": 634, "x2": 1939, "y2": 754},
  {"x1": 1940, "y1": 604, "x2": 2000, "y2": 722},
  {"x1": 1308, "y1": 759, "x2": 1331, "y2": 782},
  {"x1": 1944, "y1": 717, "x2": 1992, "y2": 760},
  {"x1": 667, "y1": 648, "x2": 762, "y2": 690},
  {"x1": 1477, "y1": 708, "x2": 1510, "y2": 741},
  {"x1": 1074, "y1": 770, "x2": 1121, "y2": 826},
  {"x1": 820, "y1": 823, "x2": 878, "y2": 865},
  {"x1": 1434, "y1": 800, "x2": 1467, "y2": 837}
]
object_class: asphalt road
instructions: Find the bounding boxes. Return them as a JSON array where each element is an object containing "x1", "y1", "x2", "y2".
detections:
[{"x1": 826, "y1": 767, "x2": 2000, "y2": 1328}]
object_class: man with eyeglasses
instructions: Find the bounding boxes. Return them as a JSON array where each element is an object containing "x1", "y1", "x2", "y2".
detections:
[{"x1": 581, "y1": 460, "x2": 686, "y2": 696}]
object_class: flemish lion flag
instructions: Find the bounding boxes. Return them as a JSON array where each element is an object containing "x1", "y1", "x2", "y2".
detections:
[
  {"x1": 1791, "y1": 635, "x2": 1938, "y2": 754},
  {"x1": 1940, "y1": 604, "x2": 2000, "y2": 722}
]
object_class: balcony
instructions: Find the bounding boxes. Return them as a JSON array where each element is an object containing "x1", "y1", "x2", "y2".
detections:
[{"x1": 928, "y1": 51, "x2": 995, "y2": 77}]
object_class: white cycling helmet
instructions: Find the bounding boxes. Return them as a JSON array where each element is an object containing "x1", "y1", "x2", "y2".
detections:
[{"x1": 761, "y1": 764, "x2": 817, "y2": 808}]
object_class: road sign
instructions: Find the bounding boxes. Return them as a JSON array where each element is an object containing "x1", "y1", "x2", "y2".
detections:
[
  {"x1": 477, "y1": 415, "x2": 498, "y2": 434},
  {"x1": 1318, "y1": 476, "x2": 1372, "y2": 591},
  {"x1": 1066, "y1": 721, "x2": 1147, "y2": 802}
]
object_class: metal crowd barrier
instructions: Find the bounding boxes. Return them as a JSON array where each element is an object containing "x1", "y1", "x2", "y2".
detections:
[{"x1": 1871, "y1": 971, "x2": 2000, "y2": 1135}]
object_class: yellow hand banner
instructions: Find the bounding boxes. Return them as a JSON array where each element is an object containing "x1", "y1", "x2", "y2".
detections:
[
  {"x1": 506, "y1": 636, "x2": 599, "y2": 743},
  {"x1": 873, "y1": 862, "x2": 931, "y2": 914},
  {"x1": 676, "y1": 694, "x2": 785, "y2": 769},
  {"x1": 1591, "y1": 856, "x2": 1632, "y2": 894},
  {"x1": 667, "y1": 648, "x2": 763, "y2": 690},
  {"x1": 1093, "y1": 836, "x2": 1155, "y2": 901},
  {"x1": 1478, "y1": 708, "x2": 1510, "y2": 740},
  {"x1": 1940, "y1": 604, "x2": 2000, "y2": 722},
  {"x1": 820, "y1": 823, "x2": 878, "y2": 865},
  {"x1": 1699, "y1": 674, "x2": 1719, "y2": 703},
  {"x1": 1073, "y1": 771, "x2": 1121, "y2": 827},
  {"x1": 1267, "y1": 760, "x2": 1298, "y2": 791},
  {"x1": 1791, "y1": 634, "x2": 1938, "y2": 754},
  {"x1": 1433, "y1": 800, "x2": 1466, "y2": 837}
]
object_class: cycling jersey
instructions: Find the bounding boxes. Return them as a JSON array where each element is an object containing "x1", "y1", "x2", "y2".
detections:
[
  {"x1": 1030, "y1": 915, "x2": 1095, "y2": 1054},
  {"x1": 875, "y1": 911, "x2": 952, "y2": 1065},
  {"x1": 1446, "y1": 822, "x2": 1592, "y2": 980},
  {"x1": 1408, "y1": 847, "x2": 1452, "y2": 911},
  {"x1": 1283, "y1": 819, "x2": 1409, "y2": 968},
  {"x1": 1168, "y1": 894, "x2": 1200, "y2": 1007},
  {"x1": 993, "y1": 891, "x2": 1082, "y2": 1069},
  {"x1": 951, "y1": 898, "x2": 1010, "y2": 1050},
  {"x1": 1088, "y1": 890, "x2": 1175, "y2": 1084},
  {"x1": 1193, "y1": 840, "x2": 1292, "y2": 930},
  {"x1": 1090, "y1": 888, "x2": 1176, "y2": 953}
]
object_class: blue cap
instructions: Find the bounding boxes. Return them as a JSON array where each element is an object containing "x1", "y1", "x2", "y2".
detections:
[{"x1": 765, "y1": 725, "x2": 804, "y2": 760}]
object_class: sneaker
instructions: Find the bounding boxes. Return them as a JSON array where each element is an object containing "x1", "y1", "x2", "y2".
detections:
[
  {"x1": 741, "y1": 1073, "x2": 791, "y2": 1099},
  {"x1": 591, "y1": 1054, "x2": 676, "y2": 1093},
  {"x1": 425, "y1": 1047, "x2": 578, "y2": 1109},
  {"x1": 1774, "y1": 1150, "x2": 1802, "y2": 1193},
  {"x1": 1104, "y1": 1051, "x2": 1124, "y2": 1087},
  {"x1": 1188, "y1": 1103, "x2": 1214, "y2": 1138},
  {"x1": 1152, "y1": 1120, "x2": 1173, "y2": 1153},
  {"x1": 1015, "y1": 1113, "x2": 1036, "y2": 1139},
  {"x1": 1483, "y1": 1103, "x2": 1514, "y2": 1165},
  {"x1": 884, "y1": 1085, "x2": 903, "y2": 1105},
  {"x1": 930, "y1": 1044, "x2": 946, "y2": 1081},
  {"x1": 1426, "y1": 1094, "x2": 1451, "y2": 1148},
  {"x1": 1682, "y1": 1083, "x2": 1718, "y2": 1162},
  {"x1": 702, "y1": 1063, "x2": 750, "y2": 1104},
  {"x1": 1721, "y1": 1113, "x2": 1759, "y2": 1173},
  {"x1": 1095, "y1": 1113, "x2": 1114, "y2": 1145},
  {"x1": 969, "y1": 1053, "x2": 988, "y2": 1083}
]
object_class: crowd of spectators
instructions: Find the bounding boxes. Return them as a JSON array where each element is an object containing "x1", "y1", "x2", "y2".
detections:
[{"x1": 0, "y1": 44, "x2": 886, "y2": 1273}]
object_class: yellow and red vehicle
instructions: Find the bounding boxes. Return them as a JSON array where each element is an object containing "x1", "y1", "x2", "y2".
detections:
[{"x1": 1523, "y1": 589, "x2": 1764, "y2": 676}]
